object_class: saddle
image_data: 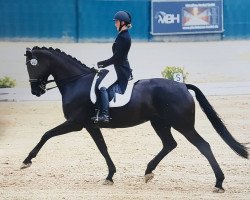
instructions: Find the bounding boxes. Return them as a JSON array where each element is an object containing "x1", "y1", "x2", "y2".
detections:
[{"x1": 90, "y1": 69, "x2": 137, "y2": 108}]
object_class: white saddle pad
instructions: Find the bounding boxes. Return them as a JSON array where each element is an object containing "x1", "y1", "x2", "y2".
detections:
[{"x1": 90, "y1": 73, "x2": 137, "y2": 108}]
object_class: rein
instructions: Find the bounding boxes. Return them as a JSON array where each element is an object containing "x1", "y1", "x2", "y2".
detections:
[
  {"x1": 29, "y1": 67, "x2": 98, "y2": 92},
  {"x1": 29, "y1": 72, "x2": 94, "y2": 92},
  {"x1": 47, "y1": 73, "x2": 92, "y2": 91}
]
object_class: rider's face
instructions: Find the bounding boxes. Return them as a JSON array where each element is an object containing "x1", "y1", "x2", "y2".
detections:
[
  {"x1": 115, "y1": 20, "x2": 120, "y2": 31},
  {"x1": 115, "y1": 20, "x2": 125, "y2": 31}
]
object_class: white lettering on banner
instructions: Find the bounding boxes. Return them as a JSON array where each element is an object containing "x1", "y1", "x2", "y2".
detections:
[
  {"x1": 185, "y1": 3, "x2": 215, "y2": 7},
  {"x1": 183, "y1": 25, "x2": 219, "y2": 30},
  {"x1": 155, "y1": 11, "x2": 180, "y2": 24}
]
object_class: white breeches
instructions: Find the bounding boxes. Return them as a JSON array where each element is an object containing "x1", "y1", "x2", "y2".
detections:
[{"x1": 98, "y1": 66, "x2": 117, "y2": 89}]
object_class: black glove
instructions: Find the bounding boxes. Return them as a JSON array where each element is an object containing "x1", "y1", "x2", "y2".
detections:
[{"x1": 97, "y1": 61, "x2": 105, "y2": 68}]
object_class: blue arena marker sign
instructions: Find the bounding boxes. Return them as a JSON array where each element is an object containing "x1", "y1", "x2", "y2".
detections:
[{"x1": 151, "y1": 0, "x2": 223, "y2": 35}]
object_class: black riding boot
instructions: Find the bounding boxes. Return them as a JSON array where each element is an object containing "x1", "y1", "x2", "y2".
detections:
[{"x1": 92, "y1": 87, "x2": 109, "y2": 123}]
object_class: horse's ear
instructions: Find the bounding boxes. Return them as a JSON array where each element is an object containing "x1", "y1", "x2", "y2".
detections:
[{"x1": 25, "y1": 47, "x2": 32, "y2": 58}]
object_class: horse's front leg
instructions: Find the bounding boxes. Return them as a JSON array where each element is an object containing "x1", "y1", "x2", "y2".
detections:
[
  {"x1": 21, "y1": 120, "x2": 83, "y2": 169},
  {"x1": 85, "y1": 126, "x2": 116, "y2": 185}
]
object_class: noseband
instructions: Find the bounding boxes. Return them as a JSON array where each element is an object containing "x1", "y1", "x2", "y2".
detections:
[{"x1": 29, "y1": 78, "x2": 54, "y2": 92}]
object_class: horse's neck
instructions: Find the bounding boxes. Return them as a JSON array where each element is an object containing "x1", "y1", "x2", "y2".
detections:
[
  {"x1": 51, "y1": 57, "x2": 91, "y2": 81},
  {"x1": 58, "y1": 72, "x2": 95, "y2": 100}
]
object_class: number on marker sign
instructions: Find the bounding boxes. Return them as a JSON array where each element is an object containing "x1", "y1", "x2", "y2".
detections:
[{"x1": 173, "y1": 73, "x2": 183, "y2": 83}]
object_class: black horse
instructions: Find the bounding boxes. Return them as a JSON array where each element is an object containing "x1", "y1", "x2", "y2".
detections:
[{"x1": 22, "y1": 47, "x2": 248, "y2": 192}]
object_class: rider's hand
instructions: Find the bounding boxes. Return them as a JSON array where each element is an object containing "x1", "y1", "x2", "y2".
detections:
[{"x1": 97, "y1": 61, "x2": 105, "y2": 68}]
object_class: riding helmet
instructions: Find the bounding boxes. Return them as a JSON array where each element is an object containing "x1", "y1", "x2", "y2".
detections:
[{"x1": 113, "y1": 11, "x2": 132, "y2": 24}]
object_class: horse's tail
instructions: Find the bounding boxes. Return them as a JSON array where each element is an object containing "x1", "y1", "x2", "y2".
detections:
[{"x1": 186, "y1": 84, "x2": 248, "y2": 159}]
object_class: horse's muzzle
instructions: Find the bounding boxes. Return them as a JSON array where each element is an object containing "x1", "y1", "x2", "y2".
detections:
[
  {"x1": 30, "y1": 82, "x2": 46, "y2": 97},
  {"x1": 31, "y1": 90, "x2": 42, "y2": 97}
]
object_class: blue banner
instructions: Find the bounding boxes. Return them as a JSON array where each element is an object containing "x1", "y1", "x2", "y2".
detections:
[{"x1": 151, "y1": 0, "x2": 223, "y2": 35}]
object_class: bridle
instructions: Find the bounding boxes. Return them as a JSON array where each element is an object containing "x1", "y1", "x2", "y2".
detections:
[{"x1": 26, "y1": 57, "x2": 98, "y2": 91}]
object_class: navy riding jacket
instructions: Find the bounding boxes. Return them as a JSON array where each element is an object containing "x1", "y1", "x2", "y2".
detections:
[{"x1": 97, "y1": 29, "x2": 132, "y2": 93}]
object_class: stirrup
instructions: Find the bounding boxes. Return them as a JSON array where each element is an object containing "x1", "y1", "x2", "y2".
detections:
[
  {"x1": 91, "y1": 109, "x2": 110, "y2": 123},
  {"x1": 91, "y1": 115, "x2": 110, "y2": 123},
  {"x1": 96, "y1": 115, "x2": 110, "y2": 123}
]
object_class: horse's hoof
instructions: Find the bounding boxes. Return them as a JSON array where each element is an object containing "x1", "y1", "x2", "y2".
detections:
[
  {"x1": 145, "y1": 173, "x2": 154, "y2": 183},
  {"x1": 103, "y1": 179, "x2": 114, "y2": 186},
  {"x1": 213, "y1": 187, "x2": 225, "y2": 193},
  {"x1": 20, "y1": 162, "x2": 32, "y2": 169}
]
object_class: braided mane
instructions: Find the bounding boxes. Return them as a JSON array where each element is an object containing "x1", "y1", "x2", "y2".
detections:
[{"x1": 32, "y1": 46, "x2": 89, "y2": 68}]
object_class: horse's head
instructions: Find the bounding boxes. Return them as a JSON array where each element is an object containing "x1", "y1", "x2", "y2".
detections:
[
  {"x1": 25, "y1": 46, "x2": 96, "y2": 97},
  {"x1": 25, "y1": 47, "x2": 51, "y2": 97}
]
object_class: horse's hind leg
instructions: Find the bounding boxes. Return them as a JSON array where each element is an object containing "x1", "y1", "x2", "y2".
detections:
[
  {"x1": 179, "y1": 128, "x2": 225, "y2": 193},
  {"x1": 145, "y1": 118, "x2": 177, "y2": 183},
  {"x1": 21, "y1": 120, "x2": 83, "y2": 169}
]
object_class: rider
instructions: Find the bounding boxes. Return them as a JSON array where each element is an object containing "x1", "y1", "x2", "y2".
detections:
[{"x1": 92, "y1": 11, "x2": 133, "y2": 123}]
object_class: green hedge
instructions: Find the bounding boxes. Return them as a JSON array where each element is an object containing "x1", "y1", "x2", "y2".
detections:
[
  {"x1": 161, "y1": 66, "x2": 188, "y2": 82},
  {"x1": 0, "y1": 76, "x2": 16, "y2": 88}
]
